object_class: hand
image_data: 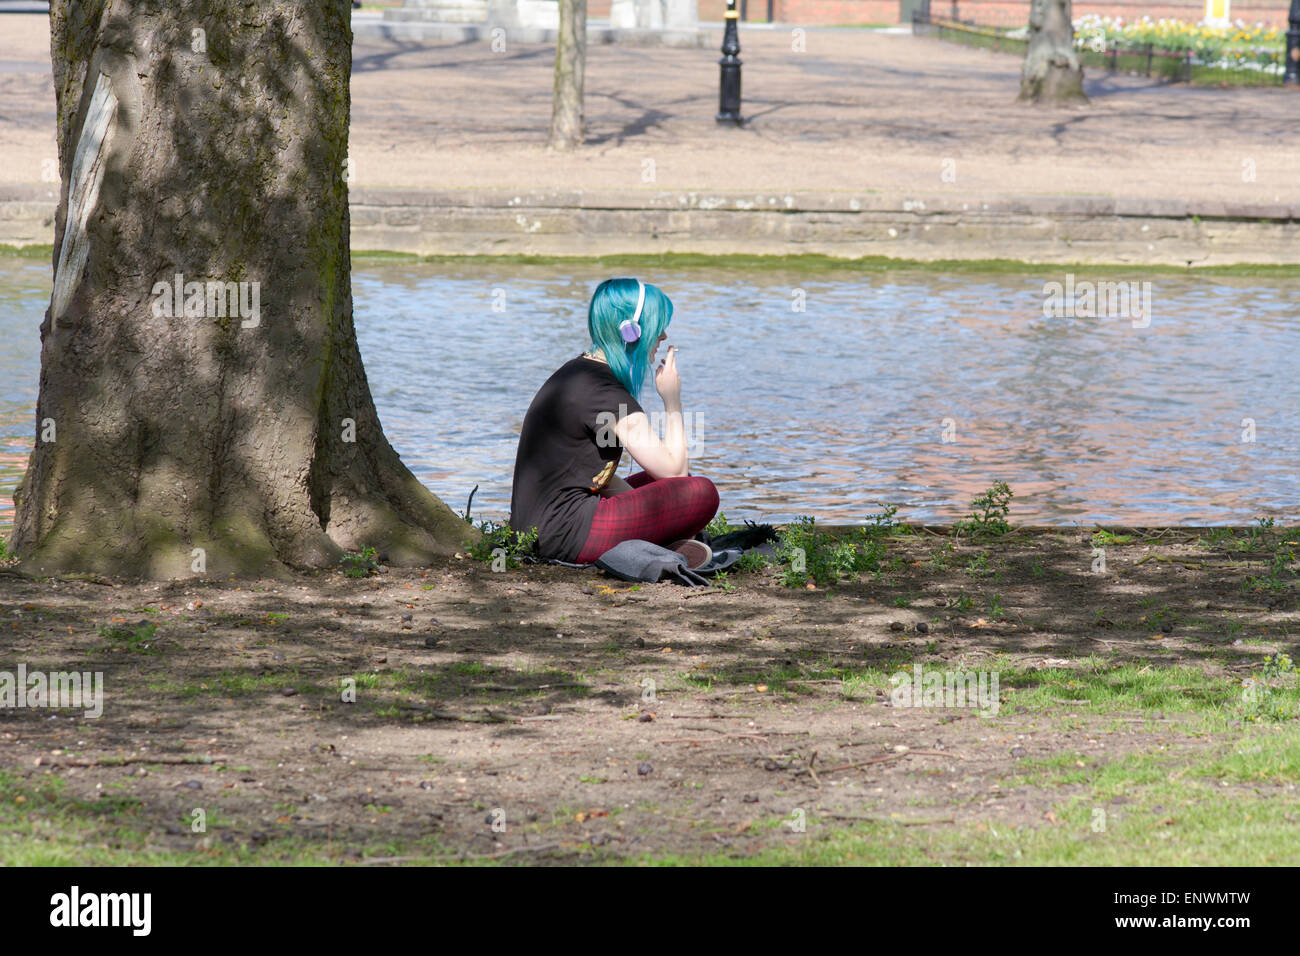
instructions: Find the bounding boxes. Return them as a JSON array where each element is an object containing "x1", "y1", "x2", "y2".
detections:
[{"x1": 654, "y1": 346, "x2": 681, "y2": 405}]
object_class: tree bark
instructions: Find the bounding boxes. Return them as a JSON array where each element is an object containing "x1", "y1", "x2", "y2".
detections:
[
  {"x1": 13, "y1": 0, "x2": 473, "y2": 579},
  {"x1": 1019, "y1": 0, "x2": 1087, "y2": 105},
  {"x1": 550, "y1": 0, "x2": 587, "y2": 149}
]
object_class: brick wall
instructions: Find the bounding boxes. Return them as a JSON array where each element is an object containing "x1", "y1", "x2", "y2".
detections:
[{"x1": 696, "y1": 0, "x2": 1293, "y2": 27}]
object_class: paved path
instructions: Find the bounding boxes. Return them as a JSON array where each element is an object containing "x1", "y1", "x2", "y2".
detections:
[
  {"x1": 2, "y1": 13, "x2": 1298, "y2": 261},
  {"x1": 4, "y1": 14, "x2": 1298, "y2": 202}
]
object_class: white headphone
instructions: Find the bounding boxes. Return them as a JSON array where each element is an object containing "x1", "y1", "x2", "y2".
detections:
[{"x1": 618, "y1": 279, "x2": 646, "y2": 343}]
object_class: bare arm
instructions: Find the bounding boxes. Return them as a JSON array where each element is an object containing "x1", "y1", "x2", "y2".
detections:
[{"x1": 613, "y1": 348, "x2": 689, "y2": 480}]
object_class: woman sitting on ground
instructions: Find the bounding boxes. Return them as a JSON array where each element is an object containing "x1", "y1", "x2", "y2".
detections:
[{"x1": 509, "y1": 277, "x2": 719, "y2": 565}]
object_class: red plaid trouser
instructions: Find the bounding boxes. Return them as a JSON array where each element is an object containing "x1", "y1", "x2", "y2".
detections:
[{"x1": 575, "y1": 471, "x2": 720, "y2": 564}]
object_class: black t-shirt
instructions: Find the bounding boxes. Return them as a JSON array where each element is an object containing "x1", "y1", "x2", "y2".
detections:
[{"x1": 509, "y1": 356, "x2": 646, "y2": 561}]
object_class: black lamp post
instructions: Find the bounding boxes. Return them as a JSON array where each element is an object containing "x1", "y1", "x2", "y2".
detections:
[
  {"x1": 717, "y1": 0, "x2": 744, "y2": 125},
  {"x1": 1287, "y1": 0, "x2": 1300, "y2": 84}
]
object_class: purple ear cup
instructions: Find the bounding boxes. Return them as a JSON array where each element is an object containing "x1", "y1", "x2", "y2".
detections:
[{"x1": 617, "y1": 278, "x2": 647, "y2": 345}]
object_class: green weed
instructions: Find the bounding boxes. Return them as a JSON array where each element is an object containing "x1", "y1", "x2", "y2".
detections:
[
  {"x1": 467, "y1": 521, "x2": 539, "y2": 568},
  {"x1": 340, "y1": 546, "x2": 380, "y2": 578},
  {"x1": 954, "y1": 482, "x2": 1014, "y2": 539}
]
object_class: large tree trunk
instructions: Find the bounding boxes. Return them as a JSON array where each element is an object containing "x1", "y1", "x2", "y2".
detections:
[
  {"x1": 12, "y1": 0, "x2": 472, "y2": 580},
  {"x1": 549, "y1": 0, "x2": 587, "y2": 149},
  {"x1": 1019, "y1": 0, "x2": 1087, "y2": 105}
]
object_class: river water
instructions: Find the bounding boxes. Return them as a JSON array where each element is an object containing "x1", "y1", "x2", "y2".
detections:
[{"x1": 2, "y1": 257, "x2": 1296, "y2": 532}]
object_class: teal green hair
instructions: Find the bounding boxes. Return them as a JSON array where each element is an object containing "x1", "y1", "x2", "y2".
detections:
[{"x1": 586, "y1": 277, "x2": 673, "y2": 403}]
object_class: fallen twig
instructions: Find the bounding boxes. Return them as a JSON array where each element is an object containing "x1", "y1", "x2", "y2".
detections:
[
  {"x1": 675, "y1": 724, "x2": 764, "y2": 734},
  {"x1": 460, "y1": 842, "x2": 566, "y2": 860},
  {"x1": 39, "y1": 753, "x2": 219, "y2": 768},
  {"x1": 1134, "y1": 554, "x2": 1206, "y2": 569},
  {"x1": 817, "y1": 749, "x2": 959, "y2": 774},
  {"x1": 668, "y1": 714, "x2": 757, "y2": 720},
  {"x1": 406, "y1": 705, "x2": 514, "y2": 724},
  {"x1": 825, "y1": 813, "x2": 955, "y2": 826}
]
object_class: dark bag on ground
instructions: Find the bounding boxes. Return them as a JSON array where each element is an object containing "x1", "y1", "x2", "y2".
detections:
[{"x1": 701, "y1": 520, "x2": 779, "y2": 553}]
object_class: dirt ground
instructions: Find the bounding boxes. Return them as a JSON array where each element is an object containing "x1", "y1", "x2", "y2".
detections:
[
  {"x1": 2, "y1": 13, "x2": 1298, "y2": 203},
  {"x1": 1, "y1": 525, "x2": 1296, "y2": 864}
]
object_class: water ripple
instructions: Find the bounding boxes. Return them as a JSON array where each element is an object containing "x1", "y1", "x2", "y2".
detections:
[{"x1": 1, "y1": 259, "x2": 1297, "y2": 532}]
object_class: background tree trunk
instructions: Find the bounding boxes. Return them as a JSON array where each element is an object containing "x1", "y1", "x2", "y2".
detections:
[
  {"x1": 1019, "y1": 0, "x2": 1087, "y2": 105},
  {"x1": 12, "y1": 0, "x2": 472, "y2": 579},
  {"x1": 550, "y1": 0, "x2": 587, "y2": 149}
]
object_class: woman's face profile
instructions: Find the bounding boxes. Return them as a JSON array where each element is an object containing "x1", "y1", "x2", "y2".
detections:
[{"x1": 649, "y1": 331, "x2": 668, "y2": 363}]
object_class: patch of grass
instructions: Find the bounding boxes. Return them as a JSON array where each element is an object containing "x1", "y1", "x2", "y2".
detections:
[
  {"x1": 450, "y1": 661, "x2": 489, "y2": 676},
  {"x1": 680, "y1": 672, "x2": 714, "y2": 691},
  {"x1": 0, "y1": 770, "x2": 418, "y2": 865},
  {"x1": 632, "y1": 785, "x2": 1300, "y2": 865},
  {"x1": 98, "y1": 621, "x2": 159, "y2": 654},
  {"x1": 0, "y1": 244, "x2": 53, "y2": 259},
  {"x1": 1008, "y1": 726, "x2": 1300, "y2": 791},
  {"x1": 998, "y1": 659, "x2": 1297, "y2": 722},
  {"x1": 1199, "y1": 729, "x2": 1300, "y2": 782},
  {"x1": 1009, "y1": 751, "x2": 1100, "y2": 787},
  {"x1": 839, "y1": 674, "x2": 874, "y2": 699},
  {"x1": 1091, "y1": 529, "x2": 1134, "y2": 547},
  {"x1": 368, "y1": 251, "x2": 1300, "y2": 280},
  {"x1": 634, "y1": 730, "x2": 1300, "y2": 865},
  {"x1": 689, "y1": 658, "x2": 903, "y2": 696}
]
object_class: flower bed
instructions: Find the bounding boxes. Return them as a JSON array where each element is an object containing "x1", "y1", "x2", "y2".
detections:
[
  {"x1": 918, "y1": 13, "x2": 1287, "y2": 84},
  {"x1": 1070, "y1": 15, "x2": 1284, "y2": 75}
]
